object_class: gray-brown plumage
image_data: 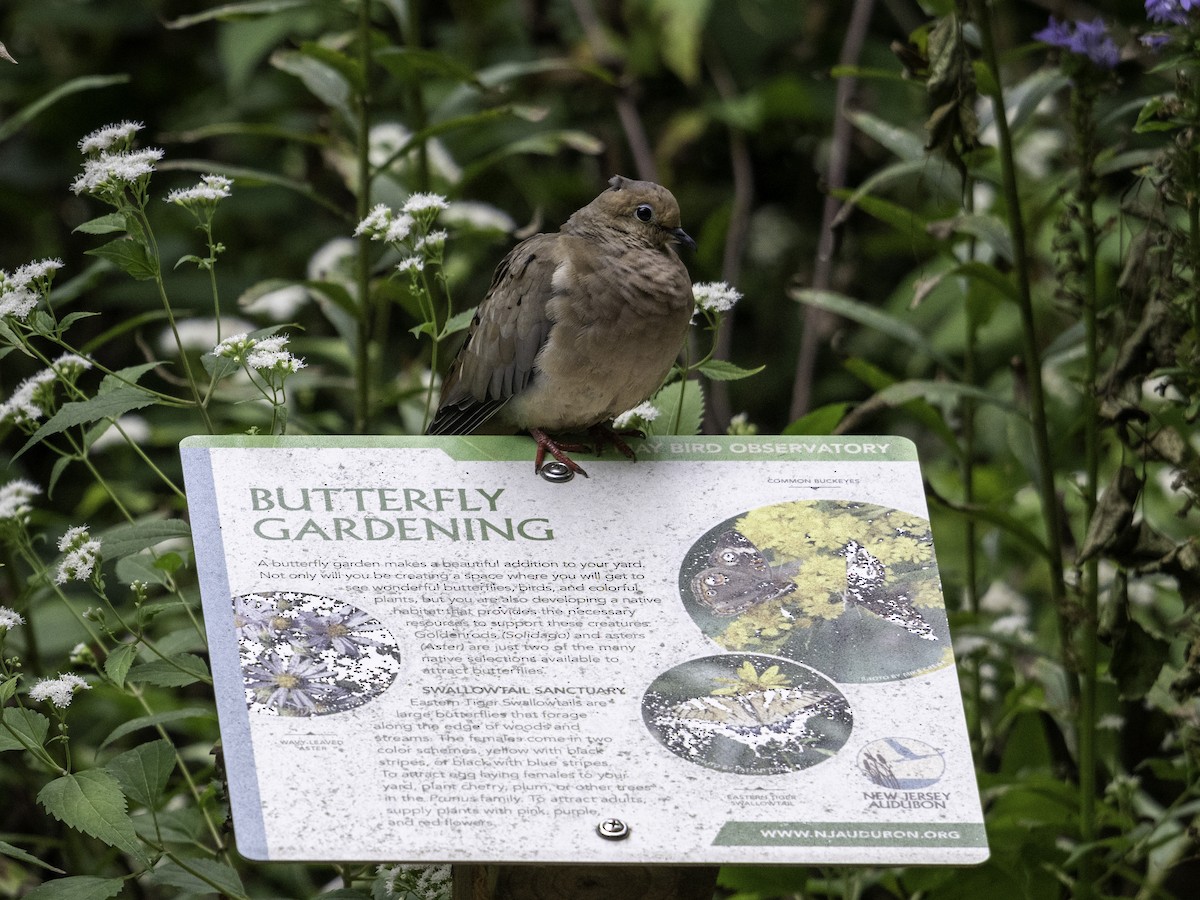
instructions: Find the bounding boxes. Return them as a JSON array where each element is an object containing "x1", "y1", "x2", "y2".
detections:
[{"x1": 427, "y1": 175, "x2": 695, "y2": 475}]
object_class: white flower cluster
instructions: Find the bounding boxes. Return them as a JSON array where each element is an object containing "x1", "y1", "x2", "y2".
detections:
[
  {"x1": 692, "y1": 281, "x2": 743, "y2": 315},
  {"x1": 28, "y1": 673, "x2": 91, "y2": 708},
  {"x1": 71, "y1": 121, "x2": 163, "y2": 196},
  {"x1": 354, "y1": 193, "x2": 450, "y2": 279},
  {"x1": 166, "y1": 173, "x2": 233, "y2": 207},
  {"x1": 78, "y1": 120, "x2": 143, "y2": 154},
  {"x1": 0, "y1": 479, "x2": 39, "y2": 523},
  {"x1": 0, "y1": 258, "x2": 64, "y2": 322},
  {"x1": 355, "y1": 205, "x2": 416, "y2": 244},
  {"x1": 213, "y1": 332, "x2": 306, "y2": 375},
  {"x1": 55, "y1": 525, "x2": 102, "y2": 585},
  {"x1": 0, "y1": 606, "x2": 25, "y2": 631},
  {"x1": 0, "y1": 370, "x2": 55, "y2": 426},
  {"x1": 0, "y1": 354, "x2": 93, "y2": 426},
  {"x1": 612, "y1": 401, "x2": 661, "y2": 430}
]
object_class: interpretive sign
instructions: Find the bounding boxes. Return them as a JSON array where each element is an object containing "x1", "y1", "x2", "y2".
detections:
[{"x1": 180, "y1": 435, "x2": 988, "y2": 865}]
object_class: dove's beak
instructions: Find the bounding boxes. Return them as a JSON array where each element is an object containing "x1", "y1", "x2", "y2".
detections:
[{"x1": 669, "y1": 227, "x2": 697, "y2": 251}]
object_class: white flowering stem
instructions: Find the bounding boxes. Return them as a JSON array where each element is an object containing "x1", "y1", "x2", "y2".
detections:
[
  {"x1": 416, "y1": 267, "x2": 443, "y2": 429},
  {"x1": 15, "y1": 341, "x2": 187, "y2": 501},
  {"x1": 124, "y1": 205, "x2": 215, "y2": 433}
]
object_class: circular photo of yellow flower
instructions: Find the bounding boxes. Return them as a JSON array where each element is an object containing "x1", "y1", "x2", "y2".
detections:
[
  {"x1": 642, "y1": 654, "x2": 852, "y2": 775},
  {"x1": 678, "y1": 501, "x2": 952, "y2": 682}
]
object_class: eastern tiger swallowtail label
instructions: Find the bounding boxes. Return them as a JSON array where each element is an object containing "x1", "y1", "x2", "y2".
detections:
[
  {"x1": 841, "y1": 540, "x2": 936, "y2": 640},
  {"x1": 690, "y1": 529, "x2": 797, "y2": 616}
]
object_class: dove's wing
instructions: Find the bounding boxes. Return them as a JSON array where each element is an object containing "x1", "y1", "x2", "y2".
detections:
[{"x1": 426, "y1": 234, "x2": 559, "y2": 435}]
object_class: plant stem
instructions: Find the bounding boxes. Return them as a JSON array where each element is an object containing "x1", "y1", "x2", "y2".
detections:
[
  {"x1": 1075, "y1": 80, "x2": 1102, "y2": 895},
  {"x1": 971, "y1": 0, "x2": 1084, "y2": 891},
  {"x1": 353, "y1": 0, "x2": 374, "y2": 434},
  {"x1": 135, "y1": 208, "x2": 215, "y2": 434}
]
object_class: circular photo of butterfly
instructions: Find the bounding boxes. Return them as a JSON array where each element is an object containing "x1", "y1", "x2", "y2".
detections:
[
  {"x1": 642, "y1": 654, "x2": 852, "y2": 775},
  {"x1": 231, "y1": 590, "x2": 403, "y2": 716},
  {"x1": 678, "y1": 501, "x2": 951, "y2": 683}
]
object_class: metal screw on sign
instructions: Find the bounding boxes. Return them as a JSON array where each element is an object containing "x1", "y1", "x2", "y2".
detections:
[
  {"x1": 539, "y1": 461, "x2": 574, "y2": 483},
  {"x1": 596, "y1": 818, "x2": 630, "y2": 840}
]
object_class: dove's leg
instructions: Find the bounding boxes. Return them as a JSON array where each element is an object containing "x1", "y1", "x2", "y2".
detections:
[
  {"x1": 588, "y1": 423, "x2": 643, "y2": 461},
  {"x1": 529, "y1": 428, "x2": 590, "y2": 477}
]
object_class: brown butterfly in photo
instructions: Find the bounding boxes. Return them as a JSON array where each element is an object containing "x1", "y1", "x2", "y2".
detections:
[
  {"x1": 841, "y1": 539, "x2": 937, "y2": 640},
  {"x1": 691, "y1": 530, "x2": 797, "y2": 617}
]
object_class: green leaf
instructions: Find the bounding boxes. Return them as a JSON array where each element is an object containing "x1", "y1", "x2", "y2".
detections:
[
  {"x1": 375, "y1": 46, "x2": 481, "y2": 86},
  {"x1": 15, "y1": 387, "x2": 159, "y2": 461},
  {"x1": 697, "y1": 359, "x2": 764, "y2": 382},
  {"x1": 843, "y1": 357, "x2": 962, "y2": 455},
  {"x1": 0, "y1": 838, "x2": 64, "y2": 873},
  {"x1": 164, "y1": 0, "x2": 308, "y2": 29},
  {"x1": 649, "y1": 0, "x2": 713, "y2": 85},
  {"x1": 21, "y1": 876, "x2": 125, "y2": 900},
  {"x1": 0, "y1": 707, "x2": 50, "y2": 753},
  {"x1": 926, "y1": 213, "x2": 1014, "y2": 263},
  {"x1": 99, "y1": 363, "x2": 164, "y2": 394},
  {"x1": 158, "y1": 160, "x2": 346, "y2": 217},
  {"x1": 84, "y1": 239, "x2": 157, "y2": 281},
  {"x1": 833, "y1": 158, "x2": 960, "y2": 228},
  {"x1": 99, "y1": 519, "x2": 191, "y2": 560},
  {"x1": 783, "y1": 402, "x2": 851, "y2": 435},
  {"x1": 439, "y1": 307, "x2": 477, "y2": 338},
  {"x1": 299, "y1": 41, "x2": 365, "y2": 93},
  {"x1": 149, "y1": 857, "x2": 245, "y2": 897},
  {"x1": 107, "y1": 739, "x2": 175, "y2": 808},
  {"x1": 846, "y1": 110, "x2": 927, "y2": 161},
  {"x1": 646, "y1": 379, "x2": 704, "y2": 437},
  {"x1": 875, "y1": 379, "x2": 1023, "y2": 417},
  {"x1": 125, "y1": 654, "x2": 210, "y2": 688},
  {"x1": 271, "y1": 49, "x2": 352, "y2": 122},
  {"x1": 37, "y1": 770, "x2": 148, "y2": 864},
  {"x1": 99, "y1": 708, "x2": 215, "y2": 751},
  {"x1": 0, "y1": 75, "x2": 129, "y2": 143},
  {"x1": 73, "y1": 213, "x2": 128, "y2": 236},
  {"x1": 103, "y1": 643, "x2": 138, "y2": 688},
  {"x1": 48, "y1": 455, "x2": 75, "y2": 497},
  {"x1": 790, "y1": 287, "x2": 961, "y2": 376},
  {"x1": 1111, "y1": 621, "x2": 1168, "y2": 699},
  {"x1": 828, "y1": 189, "x2": 940, "y2": 256},
  {"x1": 115, "y1": 554, "x2": 172, "y2": 588}
]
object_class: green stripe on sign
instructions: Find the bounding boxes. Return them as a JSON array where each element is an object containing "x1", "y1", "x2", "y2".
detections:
[{"x1": 713, "y1": 821, "x2": 988, "y2": 848}]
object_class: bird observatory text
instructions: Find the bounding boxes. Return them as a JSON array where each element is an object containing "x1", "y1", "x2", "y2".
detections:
[{"x1": 246, "y1": 484, "x2": 555, "y2": 542}]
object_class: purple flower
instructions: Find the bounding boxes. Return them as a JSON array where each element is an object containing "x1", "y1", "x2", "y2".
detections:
[
  {"x1": 1035, "y1": 16, "x2": 1120, "y2": 69},
  {"x1": 295, "y1": 609, "x2": 379, "y2": 657},
  {"x1": 1145, "y1": 0, "x2": 1194, "y2": 26},
  {"x1": 1034, "y1": 17, "x2": 1074, "y2": 47}
]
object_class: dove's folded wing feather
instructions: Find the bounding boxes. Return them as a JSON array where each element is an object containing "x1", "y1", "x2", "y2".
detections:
[{"x1": 426, "y1": 234, "x2": 558, "y2": 435}]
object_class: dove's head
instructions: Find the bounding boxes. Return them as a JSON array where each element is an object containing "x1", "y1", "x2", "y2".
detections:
[{"x1": 569, "y1": 175, "x2": 697, "y2": 251}]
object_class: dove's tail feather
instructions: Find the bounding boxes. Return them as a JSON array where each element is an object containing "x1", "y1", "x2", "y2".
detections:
[{"x1": 425, "y1": 398, "x2": 509, "y2": 436}]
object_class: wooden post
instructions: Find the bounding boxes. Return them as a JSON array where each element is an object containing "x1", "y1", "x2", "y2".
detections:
[{"x1": 452, "y1": 864, "x2": 719, "y2": 900}]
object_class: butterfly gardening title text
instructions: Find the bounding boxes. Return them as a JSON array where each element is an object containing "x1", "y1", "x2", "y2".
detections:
[{"x1": 246, "y1": 486, "x2": 554, "y2": 542}]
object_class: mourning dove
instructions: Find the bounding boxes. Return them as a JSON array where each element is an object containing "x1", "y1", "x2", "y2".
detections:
[{"x1": 426, "y1": 175, "x2": 696, "y2": 476}]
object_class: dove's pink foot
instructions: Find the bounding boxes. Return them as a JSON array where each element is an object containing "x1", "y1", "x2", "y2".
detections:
[
  {"x1": 530, "y1": 428, "x2": 590, "y2": 478},
  {"x1": 588, "y1": 423, "x2": 643, "y2": 461}
]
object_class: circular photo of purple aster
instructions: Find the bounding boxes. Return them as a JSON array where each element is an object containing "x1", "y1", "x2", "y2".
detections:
[{"x1": 231, "y1": 590, "x2": 402, "y2": 716}]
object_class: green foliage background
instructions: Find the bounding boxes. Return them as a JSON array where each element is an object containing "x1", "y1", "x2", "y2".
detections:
[{"x1": 1, "y1": 0, "x2": 1198, "y2": 898}]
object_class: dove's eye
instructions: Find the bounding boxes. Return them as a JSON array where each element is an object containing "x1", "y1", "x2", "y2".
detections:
[{"x1": 635, "y1": 204, "x2": 654, "y2": 222}]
